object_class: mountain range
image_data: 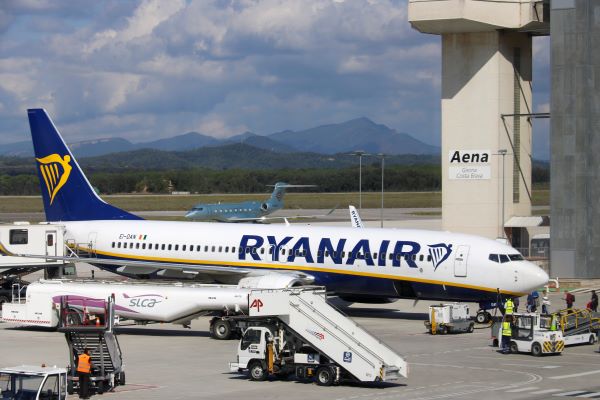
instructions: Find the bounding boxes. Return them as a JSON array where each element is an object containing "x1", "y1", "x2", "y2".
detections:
[{"x1": 1, "y1": 117, "x2": 438, "y2": 158}]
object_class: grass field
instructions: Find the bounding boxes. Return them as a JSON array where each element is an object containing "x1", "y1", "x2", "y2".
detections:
[{"x1": 0, "y1": 189, "x2": 550, "y2": 213}]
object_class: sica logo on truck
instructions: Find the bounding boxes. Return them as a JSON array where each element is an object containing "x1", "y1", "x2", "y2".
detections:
[{"x1": 123, "y1": 293, "x2": 164, "y2": 308}]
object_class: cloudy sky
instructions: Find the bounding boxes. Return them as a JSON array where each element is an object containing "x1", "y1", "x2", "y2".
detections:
[{"x1": 0, "y1": 0, "x2": 550, "y2": 158}]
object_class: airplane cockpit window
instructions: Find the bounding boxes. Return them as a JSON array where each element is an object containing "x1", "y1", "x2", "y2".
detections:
[
  {"x1": 499, "y1": 254, "x2": 509, "y2": 263},
  {"x1": 488, "y1": 254, "x2": 499, "y2": 263},
  {"x1": 509, "y1": 254, "x2": 524, "y2": 261}
]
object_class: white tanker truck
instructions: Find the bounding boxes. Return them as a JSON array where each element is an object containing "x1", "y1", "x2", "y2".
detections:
[{"x1": 1, "y1": 279, "x2": 251, "y2": 338}]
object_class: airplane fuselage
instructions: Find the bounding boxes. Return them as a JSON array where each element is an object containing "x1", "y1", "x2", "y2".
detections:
[{"x1": 63, "y1": 219, "x2": 547, "y2": 302}]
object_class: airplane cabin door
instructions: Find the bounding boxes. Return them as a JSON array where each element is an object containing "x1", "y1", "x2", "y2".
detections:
[
  {"x1": 453, "y1": 245, "x2": 469, "y2": 277},
  {"x1": 45, "y1": 230, "x2": 57, "y2": 261}
]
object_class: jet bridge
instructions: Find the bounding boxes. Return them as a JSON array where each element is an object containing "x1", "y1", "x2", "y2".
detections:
[{"x1": 241, "y1": 287, "x2": 407, "y2": 383}]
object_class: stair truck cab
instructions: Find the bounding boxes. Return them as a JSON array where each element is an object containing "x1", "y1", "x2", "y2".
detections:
[
  {"x1": 229, "y1": 287, "x2": 407, "y2": 386},
  {"x1": 492, "y1": 312, "x2": 564, "y2": 356},
  {"x1": 0, "y1": 365, "x2": 68, "y2": 400}
]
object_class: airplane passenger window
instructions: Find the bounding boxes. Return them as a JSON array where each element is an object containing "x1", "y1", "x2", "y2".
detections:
[
  {"x1": 389, "y1": 253, "x2": 393, "y2": 260},
  {"x1": 324, "y1": 251, "x2": 329, "y2": 257},
  {"x1": 231, "y1": 247, "x2": 236, "y2": 253},
  {"x1": 182, "y1": 245, "x2": 187, "y2": 251},
  {"x1": 219, "y1": 246, "x2": 222, "y2": 252},
  {"x1": 175, "y1": 245, "x2": 179, "y2": 251},
  {"x1": 260, "y1": 248, "x2": 264, "y2": 254},
  {"x1": 211, "y1": 246, "x2": 215, "y2": 252},
  {"x1": 129, "y1": 243, "x2": 134, "y2": 249},
  {"x1": 155, "y1": 244, "x2": 159, "y2": 250},
  {"x1": 252, "y1": 248, "x2": 257, "y2": 254},
  {"x1": 225, "y1": 246, "x2": 229, "y2": 252},
  {"x1": 205, "y1": 246, "x2": 209, "y2": 252},
  {"x1": 342, "y1": 251, "x2": 346, "y2": 258},
  {"x1": 136, "y1": 243, "x2": 140, "y2": 249},
  {"x1": 419, "y1": 255, "x2": 424, "y2": 261},
  {"x1": 161, "y1": 244, "x2": 165, "y2": 250},
  {"x1": 427, "y1": 255, "x2": 432, "y2": 261},
  {"x1": 111, "y1": 242, "x2": 115, "y2": 248},
  {"x1": 168, "y1": 244, "x2": 172, "y2": 251},
  {"x1": 190, "y1": 246, "x2": 193, "y2": 252},
  {"x1": 373, "y1": 253, "x2": 377, "y2": 260},
  {"x1": 499, "y1": 254, "x2": 509, "y2": 263},
  {"x1": 488, "y1": 254, "x2": 499, "y2": 263},
  {"x1": 196, "y1": 245, "x2": 201, "y2": 251},
  {"x1": 282, "y1": 249, "x2": 286, "y2": 255},
  {"x1": 412, "y1": 254, "x2": 416, "y2": 260},
  {"x1": 117, "y1": 242, "x2": 121, "y2": 248},
  {"x1": 509, "y1": 254, "x2": 524, "y2": 261},
  {"x1": 142, "y1": 243, "x2": 146, "y2": 250},
  {"x1": 269, "y1": 248, "x2": 274, "y2": 255}
]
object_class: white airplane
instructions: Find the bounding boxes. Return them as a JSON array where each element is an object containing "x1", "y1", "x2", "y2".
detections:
[{"x1": 6, "y1": 109, "x2": 548, "y2": 310}]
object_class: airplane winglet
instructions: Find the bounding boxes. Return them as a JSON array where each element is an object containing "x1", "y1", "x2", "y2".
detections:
[
  {"x1": 349, "y1": 205, "x2": 364, "y2": 228},
  {"x1": 0, "y1": 241, "x2": 15, "y2": 257}
]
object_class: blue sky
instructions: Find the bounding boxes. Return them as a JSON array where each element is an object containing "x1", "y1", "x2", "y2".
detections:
[{"x1": 0, "y1": 0, "x2": 550, "y2": 159}]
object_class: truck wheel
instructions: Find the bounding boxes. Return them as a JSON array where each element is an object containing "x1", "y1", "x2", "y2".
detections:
[
  {"x1": 590, "y1": 335, "x2": 597, "y2": 345},
  {"x1": 468, "y1": 323, "x2": 474, "y2": 333},
  {"x1": 0, "y1": 296, "x2": 8, "y2": 310},
  {"x1": 510, "y1": 341, "x2": 519, "y2": 354},
  {"x1": 97, "y1": 381, "x2": 104, "y2": 395},
  {"x1": 67, "y1": 380, "x2": 74, "y2": 395},
  {"x1": 118, "y1": 371, "x2": 126, "y2": 386},
  {"x1": 211, "y1": 319, "x2": 232, "y2": 340},
  {"x1": 249, "y1": 361, "x2": 267, "y2": 381},
  {"x1": 475, "y1": 311, "x2": 489, "y2": 324},
  {"x1": 531, "y1": 343, "x2": 543, "y2": 357},
  {"x1": 440, "y1": 326, "x2": 448, "y2": 335},
  {"x1": 315, "y1": 366, "x2": 335, "y2": 386}
]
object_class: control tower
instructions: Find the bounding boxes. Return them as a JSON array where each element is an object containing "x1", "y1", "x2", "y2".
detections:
[{"x1": 408, "y1": 1, "x2": 549, "y2": 241}]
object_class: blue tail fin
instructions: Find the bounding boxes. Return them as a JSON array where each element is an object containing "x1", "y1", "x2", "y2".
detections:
[{"x1": 28, "y1": 109, "x2": 142, "y2": 221}]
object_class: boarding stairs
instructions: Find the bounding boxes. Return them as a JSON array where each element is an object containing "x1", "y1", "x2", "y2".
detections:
[
  {"x1": 248, "y1": 287, "x2": 407, "y2": 382},
  {"x1": 58, "y1": 295, "x2": 124, "y2": 386}
]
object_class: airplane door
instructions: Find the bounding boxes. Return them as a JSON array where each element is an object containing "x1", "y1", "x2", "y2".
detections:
[
  {"x1": 453, "y1": 245, "x2": 469, "y2": 277},
  {"x1": 87, "y1": 232, "x2": 98, "y2": 256},
  {"x1": 45, "y1": 231, "x2": 57, "y2": 261}
]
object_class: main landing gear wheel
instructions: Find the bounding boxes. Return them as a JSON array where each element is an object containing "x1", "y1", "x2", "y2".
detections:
[{"x1": 476, "y1": 311, "x2": 490, "y2": 324}]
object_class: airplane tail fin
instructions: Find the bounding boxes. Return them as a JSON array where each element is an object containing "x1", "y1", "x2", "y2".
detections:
[
  {"x1": 268, "y1": 182, "x2": 316, "y2": 205},
  {"x1": 27, "y1": 109, "x2": 142, "y2": 221},
  {"x1": 349, "y1": 205, "x2": 364, "y2": 228}
]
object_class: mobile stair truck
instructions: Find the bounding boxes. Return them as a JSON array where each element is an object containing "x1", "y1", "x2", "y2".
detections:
[
  {"x1": 228, "y1": 287, "x2": 407, "y2": 386},
  {"x1": 58, "y1": 294, "x2": 125, "y2": 395},
  {"x1": 491, "y1": 312, "x2": 564, "y2": 356},
  {"x1": 425, "y1": 303, "x2": 474, "y2": 334}
]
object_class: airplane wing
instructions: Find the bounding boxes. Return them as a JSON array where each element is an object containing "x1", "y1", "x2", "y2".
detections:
[
  {"x1": 349, "y1": 205, "x2": 364, "y2": 228},
  {"x1": 227, "y1": 206, "x2": 337, "y2": 223},
  {"x1": 0, "y1": 241, "x2": 313, "y2": 282}
]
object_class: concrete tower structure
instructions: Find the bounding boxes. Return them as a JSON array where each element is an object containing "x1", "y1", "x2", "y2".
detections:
[
  {"x1": 408, "y1": 1, "x2": 549, "y2": 243},
  {"x1": 551, "y1": 0, "x2": 600, "y2": 278}
]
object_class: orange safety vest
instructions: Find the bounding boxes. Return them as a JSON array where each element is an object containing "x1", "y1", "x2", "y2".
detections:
[{"x1": 77, "y1": 354, "x2": 91, "y2": 373}]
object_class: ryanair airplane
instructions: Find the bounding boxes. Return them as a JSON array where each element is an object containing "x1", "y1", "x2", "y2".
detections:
[{"x1": 18, "y1": 109, "x2": 548, "y2": 309}]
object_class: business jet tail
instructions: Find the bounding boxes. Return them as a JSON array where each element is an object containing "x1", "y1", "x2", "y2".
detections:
[{"x1": 27, "y1": 108, "x2": 142, "y2": 221}]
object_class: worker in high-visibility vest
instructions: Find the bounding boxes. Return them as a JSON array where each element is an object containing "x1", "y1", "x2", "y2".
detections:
[
  {"x1": 501, "y1": 315, "x2": 513, "y2": 354},
  {"x1": 77, "y1": 348, "x2": 93, "y2": 399},
  {"x1": 550, "y1": 315, "x2": 558, "y2": 331},
  {"x1": 504, "y1": 298, "x2": 514, "y2": 315}
]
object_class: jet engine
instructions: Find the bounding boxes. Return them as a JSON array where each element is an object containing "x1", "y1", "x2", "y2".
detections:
[
  {"x1": 237, "y1": 273, "x2": 307, "y2": 289},
  {"x1": 260, "y1": 202, "x2": 270, "y2": 211}
]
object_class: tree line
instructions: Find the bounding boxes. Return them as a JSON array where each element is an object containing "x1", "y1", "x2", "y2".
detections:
[{"x1": 0, "y1": 162, "x2": 550, "y2": 196}]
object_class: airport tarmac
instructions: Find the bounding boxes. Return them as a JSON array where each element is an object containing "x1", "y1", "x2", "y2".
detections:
[{"x1": 2, "y1": 291, "x2": 599, "y2": 400}]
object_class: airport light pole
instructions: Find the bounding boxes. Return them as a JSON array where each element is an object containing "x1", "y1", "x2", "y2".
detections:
[
  {"x1": 350, "y1": 151, "x2": 370, "y2": 209},
  {"x1": 378, "y1": 153, "x2": 385, "y2": 228},
  {"x1": 497, "y1": 149, "x2": 508, "y2": 238}
]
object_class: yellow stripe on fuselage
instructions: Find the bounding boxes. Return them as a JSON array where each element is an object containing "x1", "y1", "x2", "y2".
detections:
[{"x1": 78, "y1": 245, "x2": 525, "y2": 297}]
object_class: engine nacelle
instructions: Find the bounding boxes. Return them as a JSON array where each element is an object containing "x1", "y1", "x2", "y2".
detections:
[
  {"x1": 260, "y1": 202, "x2": 269, "y2": 211},
  {"x1": 237, "y1": 273, "x2": 304, "y2": 289}
]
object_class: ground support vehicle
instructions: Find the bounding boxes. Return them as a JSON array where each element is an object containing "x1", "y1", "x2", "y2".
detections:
[
  {"x1": 491, "y1": 313, "x2": 564, "y2": 356},
  {"x1": 229, "y1": 287, "x2": 407, "y2": 386},
  {"x1": 551, "y1": 308, "x2": 599, "y2": 346},
  {"x1": 1, "y1": 279, "x2": 249, "y2": 336},
  {"x1": 425, "y1": 303, "x2": 474, "y2": 334},
  {"x1": 0, "y1": 365, "x2": 68, "y2": 400},
  {"x1": 59, "y1": 295, "x2": 125, "y2": 395}
]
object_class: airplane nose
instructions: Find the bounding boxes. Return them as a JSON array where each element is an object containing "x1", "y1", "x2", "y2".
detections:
[{"x1": 524, "y1": 261, "x2": 549, "y2": 291}]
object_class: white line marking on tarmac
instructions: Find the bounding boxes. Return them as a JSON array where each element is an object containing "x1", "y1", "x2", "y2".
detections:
[
  {"x1": 530, "y1": 389, "x2": 564, "y2": 394},
  {"x1": 550, "y1": 370, "x2": 600, "y2": 380},
  {"x1": 502, "y1": 363, "x2": 561, "y2": 369},
  {"x1": 574, "y1": 393, "x2": 600, "y2": 398},
  {"x1": 506, "y1": 386, "x2": 541, "y2": 392}
]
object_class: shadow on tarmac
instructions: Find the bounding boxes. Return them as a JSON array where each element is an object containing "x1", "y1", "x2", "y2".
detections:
[
  {"x1": 340, "y1": 307, "x2": 428, "y2": 321},
  {"x1": 224, "y1": 372, "x2": 405, "y2": 388}
]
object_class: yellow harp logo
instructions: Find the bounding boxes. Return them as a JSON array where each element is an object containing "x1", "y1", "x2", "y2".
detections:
[{"x1": 36, "y1": 154, "x2": 72, "y2": 205}]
